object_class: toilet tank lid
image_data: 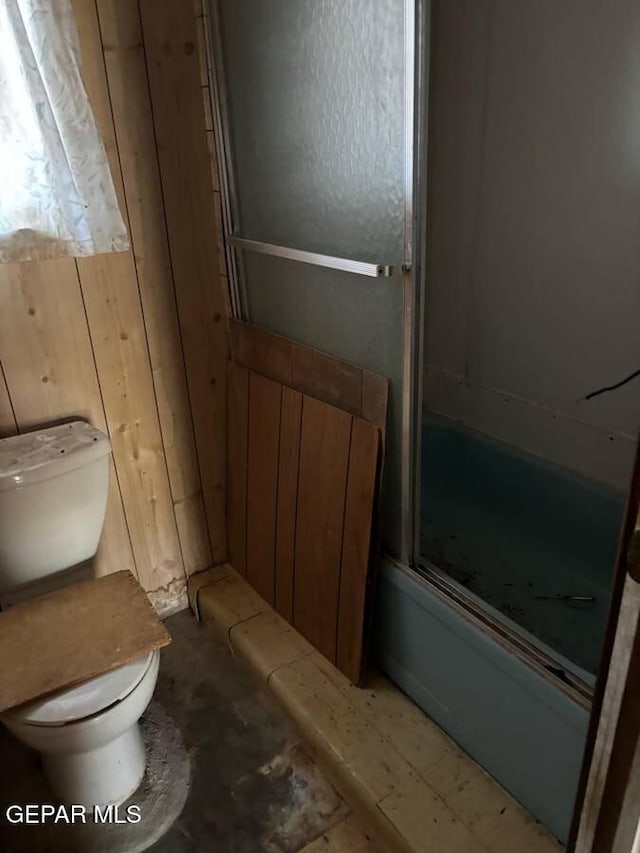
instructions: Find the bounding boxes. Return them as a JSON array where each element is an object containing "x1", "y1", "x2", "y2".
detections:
[{"x1": 0, "y1": 422, "x2": 111, "y2": 491}]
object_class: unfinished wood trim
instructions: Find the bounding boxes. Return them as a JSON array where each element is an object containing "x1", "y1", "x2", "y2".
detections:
[
  {"x1": 275, "y1": 386, "x2": 303, "y2": 622},
  {"x1": 337, "y1": 419, "x2": 380, "y2": 682},
  {"x1": 72, "y1": 0, "x2": 185, "y2": 596},
  {"x1": 592, "y1": 591, "x2": 640, "y2": 852},
  {"x1": 574, "y1": 577, "x2": 640, "y2": 853},
  {"x1": 139, "y1": 0, "x2": 229, "y2": 564},
  {"x1": 0, "y1": 259, "x2": 136, "y2": 579},
  {"x1": 294, "y1": 397, "x2": 353, "y2": 662},
  {"x1": 227, "y1": 362, "x2": 249, "y2": 577},
  {"x1": 246, "y1": 372, "x2": 282, "y2": 605},
  {"x1": 573, "y1": 444, "x2": 640, "y2": 852},
  {"x1": 96, "y1": 0, "x2": 211, "y2": 576}
]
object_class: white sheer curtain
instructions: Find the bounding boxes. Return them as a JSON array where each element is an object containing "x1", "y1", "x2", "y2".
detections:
[{"x1": 0, "y1": 0, "x2": 129, "y2": 263}]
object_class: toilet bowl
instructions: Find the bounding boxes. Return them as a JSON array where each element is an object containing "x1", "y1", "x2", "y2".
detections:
[
  {"x1": 3, "y1": 651, "x2": 160, "y2": 807},
  {"x1": 0, "y1": 422, "x2": 163, "y2": 807}
]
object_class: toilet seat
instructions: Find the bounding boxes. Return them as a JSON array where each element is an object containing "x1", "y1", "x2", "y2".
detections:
[{"x1": 5, "y1": 652, "x2": 154, "y2": 727}]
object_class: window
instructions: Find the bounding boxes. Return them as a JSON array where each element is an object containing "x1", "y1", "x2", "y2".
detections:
[{"x1": 0, "y1": 0, "x2": 128, "y2": 263}]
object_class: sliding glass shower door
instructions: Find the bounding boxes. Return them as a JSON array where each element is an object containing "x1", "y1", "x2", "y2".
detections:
[
  {"x1": 209, "y1": 0, "x2": 428, "y2": 557},
  {"x1": 419, "y1": 0, "x2": 640, "y2": 683}
]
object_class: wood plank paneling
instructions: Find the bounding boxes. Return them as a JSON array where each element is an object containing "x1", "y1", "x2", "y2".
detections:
[
  {"x1": 139, "y1": 0, "x2": 228, "y2": 564},
  {"x1": 337, "y1": 419, "x2": 380, "y2": 680},
  {"x1": 246, "y1": 373, "x2": 281, "y2": 604},
  {"x1": 230, "y1": 319, "x2": 389, "y2": 439},
  {"x1": 77, "y1": 251, "x2": 184, "y2": 593},
  {"x1": 96, "y1": 0, "x2": 211, "y2": 576},
  {"x1": 0, "y1": 1, "x2": 227, "y2": 613},
  {"x1": 294, "y1": 397, "x2": 352, "y2": 661},
  {"x1": 227, "y1": 362, "x2": 249, "y2": 577},
  {"x1": 275, "y1": 387, "x2": 302, "y2": 621},
  {"x1": 573, "y1": 454, "x2": 640, "y2": 852},
  {"x1": 226, "y1": 365, "x2": 381, "y2": 680},
  {"x1": 0, "y1": 260, "x2": 135, "y2": 578},
  {"x1": 72, "y1": 0, "x2": 184, "y2": 596}
]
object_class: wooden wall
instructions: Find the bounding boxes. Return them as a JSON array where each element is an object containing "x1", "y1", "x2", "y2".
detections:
[{"x1": 0, "y1": 0, "x2": 228, "y2": 615}]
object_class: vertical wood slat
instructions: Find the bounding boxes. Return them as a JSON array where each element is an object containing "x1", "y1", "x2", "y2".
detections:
[
  {"x1": 246, "y1": 373, "x2": 282, "y2": 605},
  {"x1": 275, "y1": 387, "x2": 302, "y2": 621},
  {"x1": 227, "y1": 362, "x2": 249, "y2": 577},
  {"x1": 294, "y1": 397, "x2": 352, "y2": 662},
  {"x1": 227, "y1": 365, "x2": 381, "y2": 680},
  {"x1": 72, "y1": 0, "x2": 184, "y2": 595},
  {"x1": 337, "y1": 419, "x2": 380, "y2": 681},
  {"x1": 0, "y1": 0, "x2": 227, "y2": 612},
  {"x1": 0, "y1": 261, "x2": 136, "y2": 578},
  {"x1": 96, "y1": 0, "x2": 211, "y2": 575},
  {"x1": 139, "y1": 0, "x2": 229, "y2": 564}
]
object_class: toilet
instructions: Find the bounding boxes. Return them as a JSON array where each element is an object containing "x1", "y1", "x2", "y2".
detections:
[{"x1": 0, "y1": 421, "x2": 160, "y2": 808}]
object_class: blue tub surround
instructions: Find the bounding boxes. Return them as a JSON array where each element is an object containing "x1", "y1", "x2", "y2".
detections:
[{"x1": 375, "y1": 558, "x2": 590, "y2": 843}]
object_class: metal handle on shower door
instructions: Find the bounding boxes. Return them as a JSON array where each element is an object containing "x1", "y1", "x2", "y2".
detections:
[{"x1": 228, "y1": 236, "x2": 397, "y2": 278}]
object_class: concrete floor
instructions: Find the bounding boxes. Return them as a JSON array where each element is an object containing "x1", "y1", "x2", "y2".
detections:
[
  {"x1": 0, "y1": 610, "x2": 356, "y2": 852},
  {"x1": 150, "y1": 611, "x2": 350, "y2": 852}
]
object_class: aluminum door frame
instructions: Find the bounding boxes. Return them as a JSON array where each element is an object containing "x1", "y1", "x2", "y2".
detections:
[{"x1": 205, "y1": 0, "x2": 430, "y2": 565}]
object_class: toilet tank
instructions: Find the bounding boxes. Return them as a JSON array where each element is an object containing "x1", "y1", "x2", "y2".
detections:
[{"x1": 0, "y1": 422, "x2": 111, "y2": 594}]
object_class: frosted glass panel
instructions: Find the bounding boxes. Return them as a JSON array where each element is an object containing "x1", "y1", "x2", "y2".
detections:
[
  {"x1": 244, "y1": 253, "x2": 404, "y2": 552},
  {"x1": 219, "y1": 0, "x2": 406, "y2": 263}
]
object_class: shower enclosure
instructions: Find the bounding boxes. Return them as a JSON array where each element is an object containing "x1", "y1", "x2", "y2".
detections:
[
  {"x1": 207, "y1": 0, "x2": 639, "y2": 843},
  {"x1": 418, "y1": 0, "x2": 640, "y2": 684}
]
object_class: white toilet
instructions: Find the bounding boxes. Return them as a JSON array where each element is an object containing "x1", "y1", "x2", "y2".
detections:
[{"x1": 0, "y1": 421, "x2": 160, "y2": 808}]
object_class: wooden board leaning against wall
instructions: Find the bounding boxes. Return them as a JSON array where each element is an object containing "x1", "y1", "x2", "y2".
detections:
[
  {"x1": 228, "y1": 321, "x2": 389, "y2": 683},
  {"x1": 0, "y1": 0, "x2": 228, "y2": 615}
]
